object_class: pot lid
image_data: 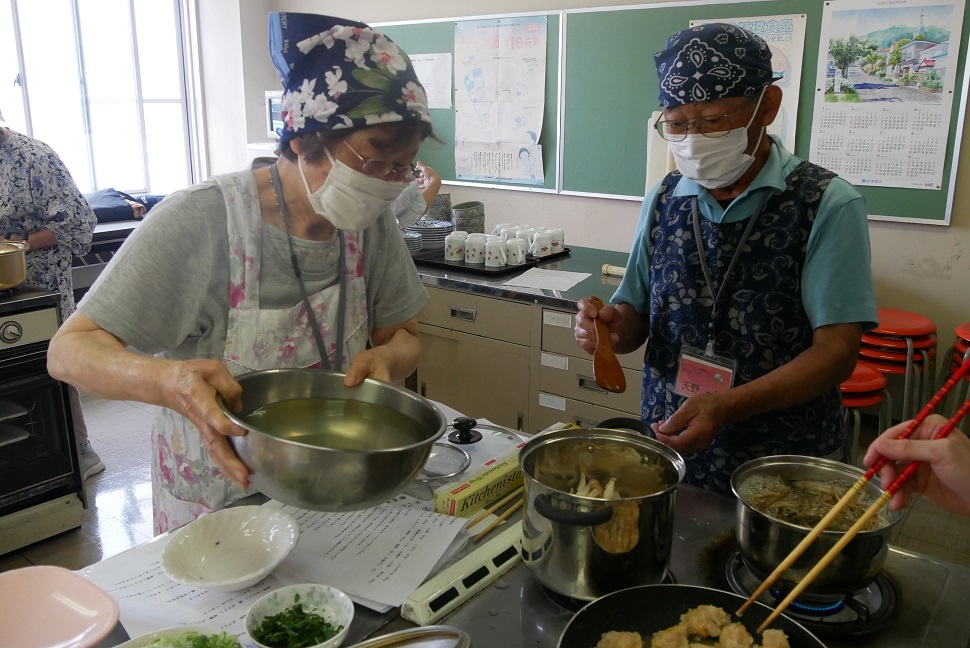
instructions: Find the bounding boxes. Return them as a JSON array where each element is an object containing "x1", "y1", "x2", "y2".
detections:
[
  {"x1": 415, "y1": 442, "x2": 471, "y2": 483},
  {"x1": 346, "y1": 625, "x2": 470, "y2": 647}
]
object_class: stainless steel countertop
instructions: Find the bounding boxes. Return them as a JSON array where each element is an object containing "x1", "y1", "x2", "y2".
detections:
[{"x1": 412, "y1": 245, "x2": 630, "y2": 310}]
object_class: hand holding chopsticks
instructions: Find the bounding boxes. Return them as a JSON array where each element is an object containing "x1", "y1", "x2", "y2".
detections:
[{"x1": 740, "y1": 359, "x2": 970, "y2": 632}]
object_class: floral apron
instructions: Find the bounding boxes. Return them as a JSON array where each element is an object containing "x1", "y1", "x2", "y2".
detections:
[{"x1": 151, "y1": 171, "x2": 368, "y2": 534}]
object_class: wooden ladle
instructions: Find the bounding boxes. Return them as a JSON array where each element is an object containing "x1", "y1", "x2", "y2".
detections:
[{"x1": 589, "y1": 296, "x2": 626, "y2": 393}]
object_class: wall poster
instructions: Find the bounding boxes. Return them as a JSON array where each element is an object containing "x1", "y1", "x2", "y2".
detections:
[{"x1": 454, "y1": 17, "x2": 547, "y2": 185}]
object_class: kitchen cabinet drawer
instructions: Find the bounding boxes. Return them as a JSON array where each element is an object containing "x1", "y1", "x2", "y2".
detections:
[
  {"x1": 532, "y1": 392, "x2": 644, "y2": 433},
  {"x1": 538, "y1": 352, "x2": 641, "y2": 414},
  {"x1": 416, "y1": 324, "x2": 530, "y2": 431},
  {"x1": 540, "y1": 308, "x2": 645, "y2": 371},
  {"x1": 419, "y1": 287, "x2": 532, "y2": 346}
]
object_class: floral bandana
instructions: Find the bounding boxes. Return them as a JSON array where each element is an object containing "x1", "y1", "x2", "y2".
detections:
[
  {"x1": 654, "y1": 23, "x2": 775, "y2": 108},
  {"x1": 268, "y1": 12, "x2": 431, "y2": 145}
]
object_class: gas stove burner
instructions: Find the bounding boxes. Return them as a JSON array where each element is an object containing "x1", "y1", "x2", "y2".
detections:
[
  {"x1": 541, "y1": 571, "x2": 676, "y2": 612},
  {"x1": 723, "y1": 551, "x2": 896, "y2": 637}
]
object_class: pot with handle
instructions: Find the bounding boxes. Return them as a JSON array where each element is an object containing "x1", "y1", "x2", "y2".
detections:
[
  {"x1": 731, "y1": 455, "x2": 905, "y2": 595},
  {"x1": 0, "y1": 230, "x2": 28, "y2": 290},
  {"x1": 519, "y1": 420, "x2": 685, "y2": 601}
]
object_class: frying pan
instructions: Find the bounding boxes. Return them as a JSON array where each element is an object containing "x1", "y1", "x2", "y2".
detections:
[{"x1": 558, "y1": 584, "x2": 826, "y2": 648}]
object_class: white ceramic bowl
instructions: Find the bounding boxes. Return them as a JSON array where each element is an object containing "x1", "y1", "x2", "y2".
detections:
[
  {"x1": 0, "y1": 565, "x2": 119, "y2": 648},
  {"x1": 161, "y1": 505, "x2": 299, "y2": 592},
  {"x1": 246, "y1": 583, "x2": 354, "y2": 648}
]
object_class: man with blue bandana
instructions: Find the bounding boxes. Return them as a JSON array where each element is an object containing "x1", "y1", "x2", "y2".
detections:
[
  {"x1": 575, "y1": 23, "x2": 877, "y2": 494},
  {"x1": 49, "y1": 13, "x2": 436, "y2": 532}
]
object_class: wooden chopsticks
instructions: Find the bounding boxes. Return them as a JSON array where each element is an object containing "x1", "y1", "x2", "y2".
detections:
[
  {"x1": 742, "y1": 360, "x2": 970, "y2": 632},
  {"x1": 465, "y1": 486, "x2": 524, "y2": 543}
]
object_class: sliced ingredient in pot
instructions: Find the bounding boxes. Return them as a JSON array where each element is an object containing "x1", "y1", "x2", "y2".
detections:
[
  {"x1": 737, "y1": 474, "x2": 890, "y2": 532},
  {"x1": 252, "y1": 597, "x2": 344, "y2": 648}
]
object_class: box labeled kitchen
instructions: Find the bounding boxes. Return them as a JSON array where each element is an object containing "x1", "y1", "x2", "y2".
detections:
[{"x1": 433, "y1": 443, "x2": 525, "y2": 517}]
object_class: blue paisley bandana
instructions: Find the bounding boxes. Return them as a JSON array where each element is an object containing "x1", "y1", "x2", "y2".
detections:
[
  {"x1": 654, "y1": 23, "x2": 775, "y2": 108},
  {"x1": 268, "y1": 12, "x2": 431, "y2": 145}
]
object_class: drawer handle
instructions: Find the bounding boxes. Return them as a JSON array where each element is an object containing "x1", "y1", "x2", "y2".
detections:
[
  {"x1": 578, "y1": 375, "x2": 608, "y2": 394},
  {"x1": 449, "y1": 306, "x2": 477, "y2": 322}
]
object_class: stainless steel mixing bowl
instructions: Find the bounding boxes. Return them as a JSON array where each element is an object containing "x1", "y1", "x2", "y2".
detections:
[{"x1": 221, "y1": 369, "x2": 447, "y2": 511}]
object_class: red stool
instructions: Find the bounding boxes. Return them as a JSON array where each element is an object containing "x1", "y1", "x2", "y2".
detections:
[
  {"x1": 841, "y1": 362, "x2": 891, "y2": 466},
  {"x1": 937, "y1": 322, "x2": 970, "y2": 416},
  {"x1": 867, "y1": 308, "x2": 937, "y2": 420}
]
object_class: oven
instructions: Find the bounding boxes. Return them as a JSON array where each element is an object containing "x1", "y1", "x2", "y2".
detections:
[{"x1": 0, "y1": 284, "x2": 84, "y2": 555}]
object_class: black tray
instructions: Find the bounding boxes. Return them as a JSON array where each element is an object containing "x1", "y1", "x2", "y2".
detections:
[{"x1": 410, "y1": 247, "x2": 571, "y2": 276}]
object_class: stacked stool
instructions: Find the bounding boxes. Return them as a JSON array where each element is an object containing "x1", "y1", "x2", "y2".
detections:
[
  {"x1": 860, "y1": 308, "x2": 937, "y2": 421},
  {"x1": 937, "y1": 322, "x2": 970, "y2": 417},
  {"x1": 841, "y1": 361, "x2": 891, "y2": 465}
]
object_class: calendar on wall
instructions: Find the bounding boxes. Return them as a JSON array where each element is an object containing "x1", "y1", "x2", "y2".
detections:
[{"x1": 810, "y1": 0, "x2": 965, "y2": 191}]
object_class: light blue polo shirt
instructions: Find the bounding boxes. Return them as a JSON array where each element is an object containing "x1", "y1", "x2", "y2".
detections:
[{"x1": 613, "y1": 136, "x2": 878, "y2": 331}]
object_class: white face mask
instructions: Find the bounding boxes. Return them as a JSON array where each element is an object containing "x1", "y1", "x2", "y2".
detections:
[
  {"x1": 298, "y1": 148, "x2": 406, "y2": 231},
  {"x1": 666, "y1": 88, "x2": 767, "y2": 190}
]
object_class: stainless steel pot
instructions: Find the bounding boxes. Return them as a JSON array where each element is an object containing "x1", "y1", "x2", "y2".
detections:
[
  {"x1": 731, "y1": 455, "x2": 904, "y2": 595},
  {"x1": 0, "y1": 240, "x2": 28, "y2": 290},
  {"x1": 221, "y1": 368, "x2": 447, "y2": 511},
  {"x1": 519, "y1": 425, "x2": 686, "y2": 600}
]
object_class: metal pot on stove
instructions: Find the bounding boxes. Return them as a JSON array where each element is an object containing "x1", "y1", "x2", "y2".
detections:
[
  {"x1": 731, "y1": 455, "x2": 905, "y2": 596},
  {"x1": 518, "y1": 420, "x2": 685, "y2": 601},
  {"x1": 0, "y1": 239, "x2": 28, "y2": 290}
]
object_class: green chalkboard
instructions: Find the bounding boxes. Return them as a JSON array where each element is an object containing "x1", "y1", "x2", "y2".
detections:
[
  {"x1": 562, "y1": 1, "x2": 970, "y2": 223},
  {"x1": 379, "y1": 14, "x2": 560, "y2": 191}
]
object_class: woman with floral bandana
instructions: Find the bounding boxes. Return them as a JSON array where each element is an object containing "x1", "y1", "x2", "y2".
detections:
[{"x1": 48, "y1": 13, "x2": 437, "y2": 533}]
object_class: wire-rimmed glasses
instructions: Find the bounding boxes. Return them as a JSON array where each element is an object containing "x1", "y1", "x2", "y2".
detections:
[
  {"x1": 340, "y1": 140, "x2": 416, "y2": 182},
  {"x1": 653, "y1": 102, "x2": 752, "y2": 142}
]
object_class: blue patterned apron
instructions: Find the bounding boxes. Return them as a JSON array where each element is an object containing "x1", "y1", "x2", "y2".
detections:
[{"x1": 643, "y1": 161, "x2": 847, "y2": 494}]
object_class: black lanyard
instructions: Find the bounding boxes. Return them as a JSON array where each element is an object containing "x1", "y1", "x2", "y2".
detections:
[
  {"x1": 691, "y1": 197, "x2": 765, "y2": 357},
  {"x1": 269, "y1": 163, "x2": 346, "y2": 371}
]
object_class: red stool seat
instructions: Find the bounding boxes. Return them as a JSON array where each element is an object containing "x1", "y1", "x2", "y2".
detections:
[
  {"x1": 874, "y1": 308, "x2": 937, "y2": 337},
  {"x1": 862, "y1": 332, "x2": 936, "y2": 350},
  {"x1": 841, "y1": 363, "x2": 888, "y2": 393},
  {"x1": 957, "y1": 322, "x2": 970, "y2": 342},
  {"x1": 859, "y1": 346, "x2": 936, "y2": 364}
]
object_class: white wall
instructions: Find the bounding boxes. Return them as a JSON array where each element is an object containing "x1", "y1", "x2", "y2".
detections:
[{"x1": 198, "y1": 0, "x2": 970, "y2": 354}]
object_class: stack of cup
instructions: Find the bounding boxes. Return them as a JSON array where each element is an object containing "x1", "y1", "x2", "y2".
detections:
[
  {"x1": 444, "y1": 230, "x2": 467, "y2": 261},
  {"x1": 427, "y1": 193, "x2": 452, "y2": 221},
  {"x1": 452, "y1": 201, "x2": 486, "y2": 234}
]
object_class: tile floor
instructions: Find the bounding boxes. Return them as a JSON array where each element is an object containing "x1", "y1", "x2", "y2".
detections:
[{"x1": 1, "y1": 396, "x2": 969, "y2": 575}]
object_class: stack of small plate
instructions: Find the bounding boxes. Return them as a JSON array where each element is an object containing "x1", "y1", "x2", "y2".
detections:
[
  {"x1": 404, "y1": 220, "x2": 454, "y2": 250},
  {"x1": 402, "y1": 230, "x2": 423, "y2": 253}
]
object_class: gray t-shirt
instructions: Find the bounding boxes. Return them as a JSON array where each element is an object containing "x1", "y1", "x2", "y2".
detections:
[{"x1": 80, "y1": 172, "x2": 428, "y2": 361}]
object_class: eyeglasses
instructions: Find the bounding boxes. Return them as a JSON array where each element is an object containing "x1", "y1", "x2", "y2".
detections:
[
  {"x1": 653, "y1": 101, "x2": 753, "y2": 142},
  {"x1": 340, "y1": 140, "x2": 416, "y2": 182}
]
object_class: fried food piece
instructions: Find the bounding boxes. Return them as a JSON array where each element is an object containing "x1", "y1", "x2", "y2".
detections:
[
  {"x1": 717, "y1": 622, "x2": 754, "y2": 648},
  {"x1": 651, "y1": 624, "x2": 688, "y2": 648},
  {"x1": 595, "y1": 630, "x2": 643, "y2": 648},
  {"x1": 760, "y1": 629, "x2": 790, "y2": 648},
  {"x1": 680, "y1": 604, "x2": 731, "y2": 638}
]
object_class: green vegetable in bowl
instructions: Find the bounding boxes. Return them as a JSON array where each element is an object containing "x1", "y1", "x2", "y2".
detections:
[
  {"x1": 145, "y1": 631, "x2": 242, "y2": 648},
  {"x1": 253, "y1": 594, "x2": 344, "y2": 648}
]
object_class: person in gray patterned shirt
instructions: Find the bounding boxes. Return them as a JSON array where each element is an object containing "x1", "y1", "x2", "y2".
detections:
[{"x1": 0, "y1": 122, "x2": 103, "y2": 481}]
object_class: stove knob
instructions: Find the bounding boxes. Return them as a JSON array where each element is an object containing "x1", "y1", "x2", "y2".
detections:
[{"x1": 0, "y1": 320, "x2": 23, "y2": 344}]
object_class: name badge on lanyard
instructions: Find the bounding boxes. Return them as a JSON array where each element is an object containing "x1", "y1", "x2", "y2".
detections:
[
  {"x1": 673, "y1": 197, "x2": 764, "y2": 398},
  {"x1": 675, "y1": 346, "x2": 737, "y2": 397}
]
